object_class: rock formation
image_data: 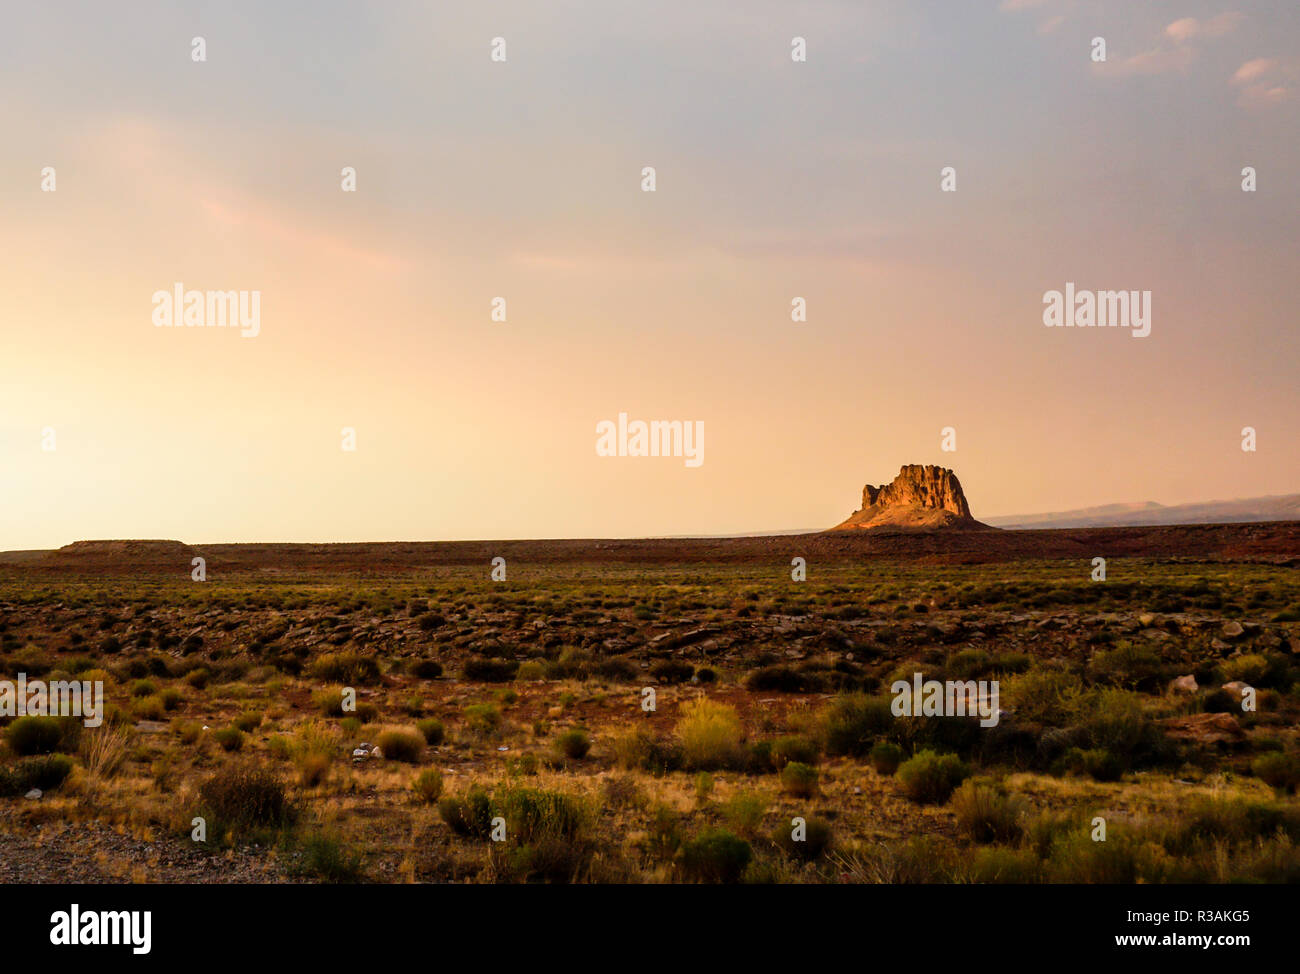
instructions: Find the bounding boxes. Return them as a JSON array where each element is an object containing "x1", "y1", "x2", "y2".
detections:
[{"x1": 832, "y1": 464, "x2": 990, "y2": 531}]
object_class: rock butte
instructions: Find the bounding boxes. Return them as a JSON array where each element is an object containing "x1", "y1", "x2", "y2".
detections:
[{"x1": 832, "y1": 464, "x2": 992, "y2": 532}]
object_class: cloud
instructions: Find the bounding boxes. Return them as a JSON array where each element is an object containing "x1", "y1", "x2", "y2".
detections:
[
  {"x1": 1165, "y1": 12, "x2": 1243, "y2": 43},
  {"x1": 1232, "y1": 57, "x2": 1276, "y2": 83},
  {"x1": 1230, "y1": 58, "x2": 1294, "y2": 109},
  {"x1": 1095, "y1": 44, "x2": 1198, "y2": 77}
]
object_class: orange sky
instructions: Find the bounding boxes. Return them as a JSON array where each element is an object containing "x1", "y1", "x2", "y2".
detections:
[{"x1": 1, "y1": 1, "x2": 1297, "y2": 547}]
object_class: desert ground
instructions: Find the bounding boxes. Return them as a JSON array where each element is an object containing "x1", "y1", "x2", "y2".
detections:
[{"x1": 2, "y1": 524, "x2": 1299, "y2": 883}]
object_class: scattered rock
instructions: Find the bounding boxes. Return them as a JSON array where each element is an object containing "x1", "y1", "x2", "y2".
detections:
[
  {"x1": 24, "y1": 789, "x2": 41, "y2": 800},
  {"x1": 1222, "y1": 620, "x2": 1245, "y2": 639},
  {"x1": 1168, "y1": 674, "x2": 1198, "y2": 694}
]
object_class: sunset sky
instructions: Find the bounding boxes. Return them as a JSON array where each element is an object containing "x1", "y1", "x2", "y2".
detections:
[{"x1": 2, "y1": 1, "x2": 1297, "y2": 548}]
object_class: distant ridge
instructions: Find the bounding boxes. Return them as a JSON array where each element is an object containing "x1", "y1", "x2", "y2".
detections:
[{"x1": 986, "y1": 493, "x2": 1300, "y2": 530}]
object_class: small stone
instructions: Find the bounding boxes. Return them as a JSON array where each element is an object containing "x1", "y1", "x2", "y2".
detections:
[
  {"x1": 1169, "y1": 674, "x2": 1198, "y2": 694},
  {"x1": 1222, "y1": 620, "x2": 1245, "y2": 638},
  {"x1": 24, "y1": 789, "x2": 42, "y2": 800}
]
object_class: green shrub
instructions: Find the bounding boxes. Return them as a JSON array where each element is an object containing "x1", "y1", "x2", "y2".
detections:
[
  {"x1": 0, "y1": 754, "x2": 76, "y2": 795},
  {"x1": 650, "y1": 660, "x2": 694, "y2": 684},
  {"x1": 676, "y1": 698, "x2": 744, "y2": 771},
  {"x1": 896, "y1": 750, "x2": 969, "y2": 804},
  {"x1": 1253, "y1": 751, "x2": 1300, "y2": 794},
  {"x1": 296, "y1": 834, "x2": 363, "y2": 882},
  {"x1": 952, "y1": 780, "x2": 1025, "y2": 843},
  {"x1": 413, "y1": 768, "x2": 444, "y2": 803},
  {"x1": 773, "y1": 816, "x2": 833, "y2": 860},
  {"x1": 376, "y1": 729, "x2": 424, "y2": 763},
  {"x1": 439, "y1": 787, "x2": 493, "y2": 838},
  {"x1": 130, "y1": 678, "x2": 158, "y2": 698},
  {"x1": 6, "y1": 715, "x2": 79, "y2": 756},
  {"x1": 779, "y1": 761, "x2": 818, "y2": 798},
  {"x1": 1064, "y1": 747, "x2": 1124, "y2": 782},
  {"x1": 197, "y1": 764, "x2": 294, "y2": 831},
  {"x1": 496, "y1": 786, "x2": 589, "y2": 843},
  {"x1": 745, "y1": 665, "x2": 821, "y2": 693},
  {"x1": 461, "y1": 658, "x2": 518, "y2": 682},
  {"x1": 416, "y1": 718, "x2": 445, "y2": 745},
  {"x1": 463, "y1": 703, "x2": 502, "y2": 738},
  {"x1": 554, "y1": 728, "x2": 592, "y2": 761},
  {"x1": 722, "y1": 792, "x2": 768, "y2": 837},
  {"x1": 819, "y1": 694, "x2": 894, "y2": 756},
  {"x1": 677, "y1": 829, "x2": 752, "y2": 883},
  {"x1": 770, "y1": 735, "x2": 820, "y2": 769},
  {"x1": 213, "y1": 728, "x2": 245, "y2": 752},
  {"x1": 308, "y1": 652, "x2": 382, "y2": 685},
  {"x1": 870, "y1": 740, "x2": 904, "y2": 776},
  {"x1": 411, "y1": 659, "x2": 443, "y2": 679},
  {"x1": 233, "y1": 711, "x2": 263, "y2": 733}
]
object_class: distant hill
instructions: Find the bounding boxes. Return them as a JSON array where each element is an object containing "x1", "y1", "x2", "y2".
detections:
[{"x1": 986, "y1": 494, "x2": 1300, "y2": 529}]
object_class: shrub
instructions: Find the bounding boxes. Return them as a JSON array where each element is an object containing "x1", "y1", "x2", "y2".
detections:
[
  {"x1": 516, "y1": 660, "x2": 547, "y2": 682},
  {"x1": 678, "y1": 829, "x2": 752, "y2": 883},
  {"x1": 819, "y1": 694, "x2": 894, "y2": 756},
  {"x1": 308, "y1": 652, "x2": 382, "y2": 685},
  {"x1": 411, "y1": 659, "x2": 443, "y2": 679},
  {"x1": 650, "y1": 660, "x2": 694, "y2": 684},
  {"x1": 496, "y1": 786, "x2": 590, "y2": 843},
  {"x1": 611, "y1": 729, "x2": 683, "y2": 775},
  {"x1": 870, "y1": 740, "x2": 904, "y2": 776},
  {"x1": 413, "y1": 768, "x2": 444, "y2": 803},
  {"x1": 773, "y1": 816, "x2": 833, "y2": 861},
  {"x1": 722, "y1": 792, "x2": 768, "y2": 837},
  {"x1": 1253, "y1": 751, "x2": 1300, "y2": 794},
  {"x1": 416, "y1": 612, "x2": 445, "y2": 631},
  {"x1": 233, "y1": 711, "x2": 263, "y2": 733},
  {"x1": 676, "y1": 698, "x2": 744, "y2": 771},
  {"x1": 461, "y1": 657, "x2": 518, "y2": 682},
  {"x1": 1064, "y1": 747, "x2": 1124, "y2": 782},
  {"x1": 1223, "y1": 653, "x2": 1269, "y2": 686},
  {"x1": 197, "y1": 764, "x2": 294, "y2": 831},
  {"x1": 745, "y1": 665, "x2": 820, "y2": 693},
  {"x1": 416, "y1": 718, "x2": 445, "y2": 745},
  {"x1": 7, "y1": 715, "x2": 79, "y2": 756},
  {"x1": 185, "y1": 668, "x2": 210, "y2": 690},
  {"x1": 779, "y1": 761, "x2": 818, "y2": 798},
  {"x1": 463, "y1": 703, "x2": 502, "y2": 738},
  {"x1": 130, "y1": 678, "x2": 157, "y2": 698},
  {"x1": 952, "y1": 780, "x2": 1025, "y2": 843},
  {"x1": 0, "y1": 754, "x2": 76, "y2": 795},
  {"x1": 554, "y1": 728, "x2": 592, "y2": 761},
  {"x1": 1080, "y1": 689, "x2": 1170, "y2": 769},
  {"x1": 1088, "y1": 642, "x2": 1165, "y2": 690},
  {"x1": 213, "y1": 728, "x2": 245, "y2": 752},
  {"x1": 896, "y1": 750, "x2": 969, "y2": 804},
  {"x1": 296, "y1": 834, "x2": 363, "y2": 883},
  {"x1": 160, "y1": 688, "x2": 182, "y2": 711},
  {"x1": 376, "y1": 729, "x2": 424, "y2": 763},
  {"x1": 438, "y1": 786, "x2": 493, "y2": 838},
  {"x1": 770, "y1": 735, "x2": 820, "y2": 769}
]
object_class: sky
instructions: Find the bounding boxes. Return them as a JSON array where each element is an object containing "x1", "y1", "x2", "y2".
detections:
[{"x1": 1, "y1": 0, "x2": 1297, "y2": 547}]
